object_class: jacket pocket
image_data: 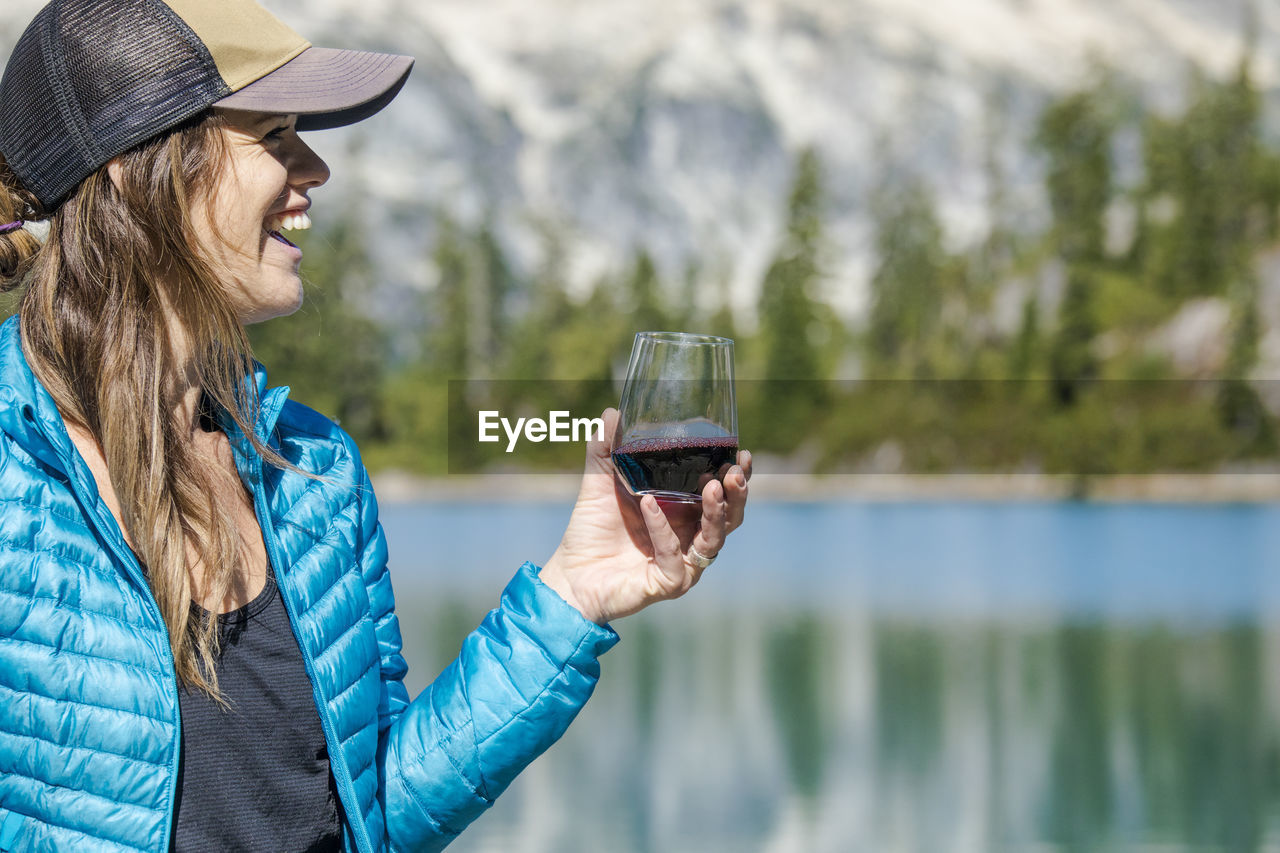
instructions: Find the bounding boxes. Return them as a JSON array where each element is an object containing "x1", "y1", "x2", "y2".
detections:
[{"x1": 0, "y1": 809, "x2": 25, "y2": 851}]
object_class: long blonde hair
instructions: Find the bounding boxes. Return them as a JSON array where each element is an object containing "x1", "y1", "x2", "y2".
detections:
[{"x1": 0, "y1": 110, "x2": 281, "y2": 698}]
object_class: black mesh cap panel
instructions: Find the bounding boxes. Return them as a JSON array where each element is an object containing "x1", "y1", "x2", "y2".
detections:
[
  {"x1": 0, "y1": 0, "x2": 231, "y2": 210},
  {"x1": 0, "y1": 4, "x2": 83, "y2": 210}
]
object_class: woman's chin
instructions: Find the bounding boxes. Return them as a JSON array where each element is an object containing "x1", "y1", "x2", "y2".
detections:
[{"x1": 236, "y1": 280, "x2": 304, "y2": 326}]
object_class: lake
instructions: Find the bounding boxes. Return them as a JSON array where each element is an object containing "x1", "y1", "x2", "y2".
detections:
[{"x1": 379, "y1": 500, "x2": 1280, "y2": 853}]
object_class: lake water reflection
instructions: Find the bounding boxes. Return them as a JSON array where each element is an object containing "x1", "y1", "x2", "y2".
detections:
[{"x1": 380, "y1": 500, "x2": 1280, "y2": 853}]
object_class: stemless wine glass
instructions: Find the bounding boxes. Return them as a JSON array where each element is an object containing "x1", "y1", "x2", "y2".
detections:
[{"x1": 611, "y1": 332, "x2": 737, "y2": 503}]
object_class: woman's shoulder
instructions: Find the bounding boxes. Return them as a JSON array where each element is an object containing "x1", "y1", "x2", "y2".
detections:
[
  {"x1": 270, "y1": 398, "x2": 370, "y2": 485},
  {"x1": 274, "y1": 397, "x2": 352, "y2": 445},
  {"x1": 264, "y1": 399, "x2": 381, "y2": 550}
]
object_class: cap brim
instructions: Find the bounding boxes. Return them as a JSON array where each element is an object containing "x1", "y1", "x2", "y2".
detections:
[{"x1": 213, "y1": 46, "x2": 413, "y2": 130}]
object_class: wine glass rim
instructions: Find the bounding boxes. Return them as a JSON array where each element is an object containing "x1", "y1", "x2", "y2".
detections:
[{"x1": 635, "y1": 331, "x2": 734, "y2": 346}]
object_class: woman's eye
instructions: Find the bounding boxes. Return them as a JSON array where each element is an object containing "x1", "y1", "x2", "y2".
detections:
[{"x1": 264, "y1": 125, "x2": 290, "y2": 141}]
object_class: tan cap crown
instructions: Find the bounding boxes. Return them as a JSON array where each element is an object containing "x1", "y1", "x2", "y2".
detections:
[{"x1": 163, "y1": 0, "x2": 310, "y2": 92}]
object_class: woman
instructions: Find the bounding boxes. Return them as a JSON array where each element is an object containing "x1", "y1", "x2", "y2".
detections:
[{"x1": 0, "y1": 1, "x2": 750, "y2": 851}]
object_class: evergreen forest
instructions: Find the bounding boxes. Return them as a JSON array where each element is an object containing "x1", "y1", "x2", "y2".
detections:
[{"x1": 5, "y1": 62, "x2": 1280, "y2": 485}]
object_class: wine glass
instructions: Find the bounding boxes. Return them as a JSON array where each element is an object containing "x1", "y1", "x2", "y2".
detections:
[{"x1": 611, "y1": 332, "x2": 737, "y2": 504}]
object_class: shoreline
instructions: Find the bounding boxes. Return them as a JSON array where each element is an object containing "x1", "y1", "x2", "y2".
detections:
[{"x1": 370, "y1": 468, "x2": 1280, "y2": 504}]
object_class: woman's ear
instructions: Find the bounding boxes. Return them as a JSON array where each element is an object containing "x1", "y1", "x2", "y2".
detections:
[{"x1": 106, "y1": 158, "x2": 124, "y2": 193}]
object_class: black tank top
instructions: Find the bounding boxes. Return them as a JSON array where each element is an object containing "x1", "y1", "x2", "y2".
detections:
[{"x1": 173, "y1": 571, "x2": 343, "y2": 852}]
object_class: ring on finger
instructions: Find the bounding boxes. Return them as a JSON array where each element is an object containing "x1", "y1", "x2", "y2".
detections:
[{"x1": 687, "y1": 545, "x2": 717, "y2": 570}]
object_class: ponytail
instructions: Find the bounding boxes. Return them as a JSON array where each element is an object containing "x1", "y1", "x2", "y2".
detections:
[{"x1": 0, "y1": 157, "x2": 43, "y2": 288}]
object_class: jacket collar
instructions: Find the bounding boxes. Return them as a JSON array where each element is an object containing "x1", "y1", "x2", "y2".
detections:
[
  {"x1": 0, "y1": 315, "x2": 80, "y2": 476},
  {"x1": 220, "y1": 365, "x2": 292, "y2": 487}
]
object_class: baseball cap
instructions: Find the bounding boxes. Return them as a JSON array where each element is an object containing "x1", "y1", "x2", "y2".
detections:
[{"x1": 0, "y1": 0, "x2": 414, "y2": 211}]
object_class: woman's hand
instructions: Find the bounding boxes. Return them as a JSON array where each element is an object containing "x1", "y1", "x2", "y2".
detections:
[{"x1": 539, "y1": 408, "x2": 751, "y2": 625}]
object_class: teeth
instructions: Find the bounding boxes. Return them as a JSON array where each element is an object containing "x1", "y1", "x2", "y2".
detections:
[{"x1": 267, "y1": 211, "x2": 312, "y2": 232}]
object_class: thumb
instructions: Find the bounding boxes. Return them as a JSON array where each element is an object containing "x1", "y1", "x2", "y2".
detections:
[{"x1": 584, "y1": 407, "x2": 619, "y2": 475}]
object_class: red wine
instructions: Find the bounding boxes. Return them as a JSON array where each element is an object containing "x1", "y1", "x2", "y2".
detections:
[{"x1": 612, "y1": 435, "x2": 739, "y2": 499}]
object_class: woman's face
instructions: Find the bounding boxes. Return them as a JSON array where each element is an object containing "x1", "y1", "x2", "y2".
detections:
[{"x1": 201, "y1": 110, "x2": 330, "y2": 325}]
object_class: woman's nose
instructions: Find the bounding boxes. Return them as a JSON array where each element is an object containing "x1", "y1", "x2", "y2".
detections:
[{"x1": 288, "y1": 136, "x2": 330, "y2": 190}]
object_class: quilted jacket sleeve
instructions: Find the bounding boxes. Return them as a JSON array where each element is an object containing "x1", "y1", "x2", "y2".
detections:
[{"x1": 353, "y1": 468, "x2": 620, "y2": 853}]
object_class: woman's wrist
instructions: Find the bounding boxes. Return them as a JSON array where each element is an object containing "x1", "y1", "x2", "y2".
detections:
[{"x1": 538, "y1": 555, "x2": 607, "y2": 626}]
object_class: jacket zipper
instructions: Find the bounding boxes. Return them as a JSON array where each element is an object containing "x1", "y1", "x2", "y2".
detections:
[
  {"x1": 248, "y1": 454, "x2": 374, "y2": 853},
  {"x1": 65, "y1": 475, "x2": 182, "y2": 853}
]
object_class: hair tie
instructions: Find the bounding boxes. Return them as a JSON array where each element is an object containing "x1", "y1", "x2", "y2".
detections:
[{"x1": 0, "y1": 220, "x2": 23, "y2": 235}]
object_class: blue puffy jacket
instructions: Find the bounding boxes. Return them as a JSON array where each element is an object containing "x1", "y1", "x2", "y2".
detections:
[{"x1": 0, "y1": 315, "x2": 618, "y2": 852}]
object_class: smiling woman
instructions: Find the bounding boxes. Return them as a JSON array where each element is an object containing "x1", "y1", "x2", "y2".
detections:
[
  {"x1": 194, "y1": 110, "x2": 329, "y2": 325},
  {"x1": 0, "y1": 1, "x2": 749, "y2": 852}
]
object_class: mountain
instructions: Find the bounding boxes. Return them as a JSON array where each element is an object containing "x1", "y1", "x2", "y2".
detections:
[{"x1": 2, "y1": 0, "x2": 1277, "y2": 328}]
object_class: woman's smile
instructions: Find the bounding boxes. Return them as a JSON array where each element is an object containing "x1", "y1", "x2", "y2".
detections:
[{"x1": 264, "y1": 208, "x2": 311, "y2": 251}]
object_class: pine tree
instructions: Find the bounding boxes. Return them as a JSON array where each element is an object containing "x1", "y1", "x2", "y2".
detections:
[
  {"x1": 1048, "y1": 270, "x2": 1098, "y2": 406},
  {"x1": 1142, "y1": 61, "x2": 1267, "y2": 298},
  {"x1": 1035, "y1": 89, "x2": 1113, "y2": 267},
  {"x1": 866, "y1": 178, "x2": 946, "y2": 376},
  {"x1": 625, "y1": 248, "x2": 669, "y2": 335},
  {"x1": 471, "y1": 221, "x2": 514, "y2": 376},
  {"x1": 1035, "y1": 85, "x2": 1113, "y2": 406},
  {"x1": 1217, "y1": 275, "x2": 1272, "y2": 453},
  {"x1": 1009, "y1": 296, "x2": 1041, "y2": 382},
  {"x1": 759, "y1": 148, "x2": 826, "y2": 380},
  {"x1": 755, "y1": 147, "x2": 832, "y2": 449},
  {"x1": 502, "y1": 224, "x2": 575, "y2": 384},
  {"x1": 709, "y1": 268, "x2": 738, "y2": 342},
  {"x1": 428, "y1": 214, "x2": 471, "y2": 377}
]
